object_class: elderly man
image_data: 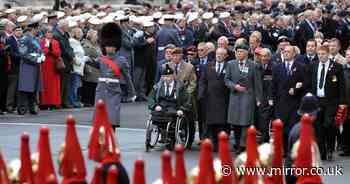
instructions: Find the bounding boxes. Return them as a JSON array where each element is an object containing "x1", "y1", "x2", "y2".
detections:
[
  {"x1": 53, "y1": 19, "x2": 75, "y2": 108},
  {"x1": 294, "y1": 9, "x2": 317, "y2": 54},
  {"x1": 217, "y1": 36, "x2": 234, "y2": 60},
  {"x1": 256, "y1": 48, "x2": 275, "y2": 143},
  {"x1": 225, "y1": 43, "x2": 262, "y2": 153},
  {"x1": 272, "y1": 45, "x2": 307, "y2": 155},
  {"x1": 198, "y1": 48, "x2": 230, "y2": 150},
  {"x1": 163, "y1": 47, "x2": 197, "y2": 141}
]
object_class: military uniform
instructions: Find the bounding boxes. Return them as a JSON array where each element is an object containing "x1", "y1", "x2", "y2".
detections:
[
  {"x1": 95, "y1": 53, "x2": 129, "y2": 126},
  {"x1": 17, "y1": 31, "x2": 44, "y2": 115}
]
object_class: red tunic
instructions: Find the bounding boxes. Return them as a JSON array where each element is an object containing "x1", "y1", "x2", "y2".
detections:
[{"x1": 40, "y1": 38, "x2": 62, "y2": 106}]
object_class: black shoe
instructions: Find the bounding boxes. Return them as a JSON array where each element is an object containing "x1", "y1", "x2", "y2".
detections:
[
  {"x1": 327, "y1": 151, "x2": 333, "y2": 161},
  {"x1": 339, "y1": 151, "x2": 350, "y2": 157},
  {"x1": 29, "y1": 110, "x2": 38, "y2": 115},
  {"x1": 17, "y1": 107, "x2": 27, "y2": 115},
  {"x1": 62, "y1": 104, "x2": 73, "y2": 109}
]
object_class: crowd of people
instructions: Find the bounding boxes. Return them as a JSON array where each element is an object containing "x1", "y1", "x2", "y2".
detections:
[{"x1": 0, "y1": 0, "x2": 350, "y2": 175}]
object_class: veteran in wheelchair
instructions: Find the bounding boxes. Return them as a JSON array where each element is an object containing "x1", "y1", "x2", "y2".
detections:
[{"x1": 146, "y1": 64, "x2": 195, "y2": 151}]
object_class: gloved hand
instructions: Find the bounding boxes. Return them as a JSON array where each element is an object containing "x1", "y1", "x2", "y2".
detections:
[
  {"x1": 177, "y1": 110, "x2": 183, "y2": 116},
  {"x1": 155, "y1": 106, "x2": 162, "y2": 112}
]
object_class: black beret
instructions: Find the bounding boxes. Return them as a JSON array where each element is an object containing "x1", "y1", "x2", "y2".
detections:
[{"x1": 235, "y1": 44, "x2": 249, "y2": 51}]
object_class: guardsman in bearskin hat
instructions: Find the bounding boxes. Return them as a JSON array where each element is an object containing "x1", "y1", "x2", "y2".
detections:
[{"x1": 95, "y1": 22, "x2": 131, "y2": 130}]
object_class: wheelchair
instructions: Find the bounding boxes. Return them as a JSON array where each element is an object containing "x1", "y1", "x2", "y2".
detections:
[{"x1": 145, "y1": 109, "x2": 195, "y2": 152}]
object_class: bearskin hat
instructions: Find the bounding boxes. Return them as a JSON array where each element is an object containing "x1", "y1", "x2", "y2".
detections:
[{"x1": 98, "y1": 23, "x2": 122, "y2": 51}]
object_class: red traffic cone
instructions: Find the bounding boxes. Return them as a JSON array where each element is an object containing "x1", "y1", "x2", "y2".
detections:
[
  {"x1": 61, "y1": 115, "x2": 87, "y2": 184},
  {"x1": 175, "y1": 145, "x2": 186, "y2": 184},
  {"x1": 19, "y1": 133, "x2": 34, "y2": 184},
  {"x1": 197, "y1": 139, "x2": 215, "y2": 184},
  {"x1": 107, "y1": 168, "x2": 119, "y2": 184},
  {"x1": 88, "y1": 100, "x2": 118, "y2": 163},
  {"x1": 218, "y1": 131, "x2": 238, "y2": 184},
  {"x1": 91, "y1": 166, "x2": 104, "y2": 184},
  {"x1": 162, "y1": 150, "x2": 173, "y2": 184},
  {"x1": 294, "y1": 114, "x2": 322, "y2": 184},
  {"x1": 35, "y1": 127, "x2": 58, "y2": 184},
  {"x1": 271, "y1": 120, "x2": 284, "y2": 184},
  {"x1": 133, "y1": 159, "x2": 146, "y2": 184},
  {"x1": 244, "y1": 126, "x2": 259, "y2": 184},
  {"x1": 0, "y1": 150, "x2": 10, "y2": 184}
]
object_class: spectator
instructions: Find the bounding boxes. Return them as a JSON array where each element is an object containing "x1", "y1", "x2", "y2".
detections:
[{"x1": 40, "y1": 26, "x2": 62, "y2": 109}]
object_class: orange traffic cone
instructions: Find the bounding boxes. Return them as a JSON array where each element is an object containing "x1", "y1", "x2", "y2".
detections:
[
  {"x1": 107, "y1": 168, "x2": 119, "y2": 184},
  {"x1": 162, "y1": 150, "x2": 173, "y2": 184},
  {"x1": 88, "y1": 100, "x2": 118, "y2": 163},
  {"x1": 0, "y1": 150, "x2": 10, "y2": 184},
  {"x1": 244, "y1": 126, "x2": 259, "y2": 184},
  {"x1": 35, "y1": 127, "x2": 58, "y2": 184},
  {"x1": 19, "y1": 133, "x2": 34, "y2": 184},
  {"x1": 197, "y1": 139, "x2": 215, "y2": 184},
  {"x1": 175, "y1": 145, "x2": 186, "y2": 184},
  {"x1": 294, "y1": 114, "x2": 322, "y2": 184},
  {"x1": 61, "y1": 115, "x2": 87, "y2": 184},
  {"x1": 218, "y1": 131, "x2": 238, "y2": 184},
  {"x1": 133, "y1": 159, "x2": 146, "y2": 184}
]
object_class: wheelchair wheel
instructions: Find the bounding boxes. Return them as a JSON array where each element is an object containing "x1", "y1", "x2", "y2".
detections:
[
  {"x1": 145, "y1": 119, "x2": 160, "y2": 152},
  {"x1": 175, "y1": 116, "x2": 195, "y2": 149}
]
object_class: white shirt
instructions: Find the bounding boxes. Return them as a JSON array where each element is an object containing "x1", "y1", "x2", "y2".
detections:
[
  {"x1": 216, "y1": 62, "x2": 224, "y2": 73},
  {"x1": 164, "y1": 81, "x2": 175, "y2": 96},
  {"x1": 317, "y1": 60, "x2": 330, "y2": 97}
]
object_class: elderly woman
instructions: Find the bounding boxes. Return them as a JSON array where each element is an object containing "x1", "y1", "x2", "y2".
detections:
[
  {"x1": 81, "y1": 29, "x2": 102, "y2": 107},
  {"x1": 69, "y1": 27, "x2": 88, "y2": 108},
  {"x1": 40, "y1": 26, "x2": 62, "y2": 109}
]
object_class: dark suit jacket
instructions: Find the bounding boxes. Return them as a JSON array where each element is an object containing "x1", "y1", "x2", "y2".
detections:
[
  {"x1": 198, "y1": 61, "x2": 229, "y2": 125},
  {"x1": 272, "y1": 61, "x2": 307, "y2": 118},
  {"x1": 53, "y1": 28, "x2": 74, "y2": 72},
  {"x1": 309, "y1": 60, "x2": 347, "y2": 105},
  {"x1": 6, "y1": 35, "x2": 21, "y2": 75},
  {"x1": 294, "y1": 20, "x2": 315, "y2": 54}
]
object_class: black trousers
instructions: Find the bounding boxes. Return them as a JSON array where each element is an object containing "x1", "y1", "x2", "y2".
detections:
[
  {"x1": 0, "y1": 74, "x2": 8, "y2": 111},
  {"x1": 6, "y1": 74, "x2": 18, "y2": 110},
  {"x1": 17, "y1": 91, "x2": 37, "y2": 113},
  {"x1": 197, "y1": 99, "x2": 207, "y2": 140},
  {"x1": 207, "y1": 124, "x2": 230, "y2": 148},
  {"x1": 256, "y1": 104, "x2": 273, "y2": 143},
  {"x1": 314, "y1": 98, "x2": 338, "y2": 157},
  {"x1": 60, "y1": 72, "x2": 71, "y2": 106},
  {"x1": 80, "y1": 80, "x2": 97, "y2": 106},
  {"x1": 341, "y1": 117, "x2": 350, "y2": 152}
]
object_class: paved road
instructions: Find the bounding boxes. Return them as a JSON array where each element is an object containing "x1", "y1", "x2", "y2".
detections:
[{"x1": 0, "y1": 102, "x2": 349, "y2": 183}]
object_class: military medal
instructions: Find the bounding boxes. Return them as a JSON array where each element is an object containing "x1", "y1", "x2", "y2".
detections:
[{"x1": 332, "y1": 75, "x2": 337, "y2": 82}]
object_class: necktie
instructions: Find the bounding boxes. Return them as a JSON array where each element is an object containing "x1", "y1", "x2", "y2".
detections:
[
  {"x1": 239, "y1": 62, "x2": 243, "y2": 71},
  {"x1": 319, "y1": 63, "x2": 325, "y2": 89},
  {"x1": 166, "y1": 85, "x2": 171, "y2": 97},
  {"x1": 175, "y1": 64, "x2": 179, "y2": 75},
  {"x1": 286, "y1": 62, "x2": 291, "y2": 76},
  {"x1": 216, "y1": 63, "x2": 220, "y2": 73}
]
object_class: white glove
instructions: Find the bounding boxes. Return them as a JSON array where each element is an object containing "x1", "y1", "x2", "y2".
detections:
[
  {"x1": 155, "y1": 106, "x2": 162, "y2": 112},
  {"x1": 133, "y1": 30, "x2": 144, "y2": 38},
  {"x1": 177, "y1": 110, "x2": 184, "y2": 116}
]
